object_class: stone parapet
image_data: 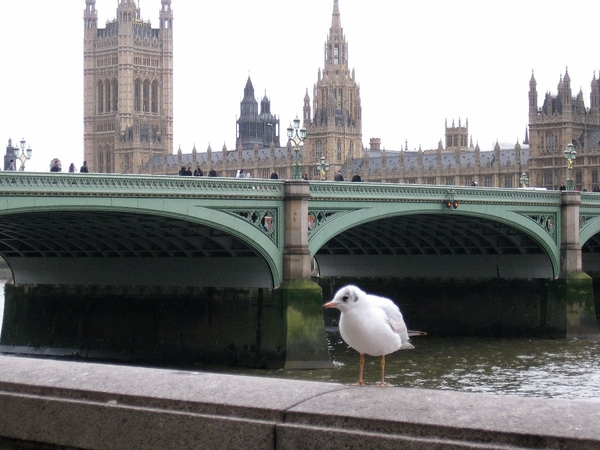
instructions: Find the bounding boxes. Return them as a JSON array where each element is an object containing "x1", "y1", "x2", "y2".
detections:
[{"x1": 0, "y1": 355, "x2": 599, "y2": 449}]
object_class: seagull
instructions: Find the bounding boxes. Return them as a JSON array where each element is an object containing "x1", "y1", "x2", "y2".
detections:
[{"x1": 323, "y1": 285, "x2": 414, "y2": 386}]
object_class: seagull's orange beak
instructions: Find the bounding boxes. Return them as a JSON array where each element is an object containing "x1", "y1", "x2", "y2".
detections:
[{"x1": 323, "y1": 301, "x2": 337, "y2": 309}]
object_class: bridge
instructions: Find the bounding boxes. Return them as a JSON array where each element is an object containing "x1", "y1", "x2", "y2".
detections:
[{"x1": 0, "y1": 172, "x2": 598, "y2": 367}]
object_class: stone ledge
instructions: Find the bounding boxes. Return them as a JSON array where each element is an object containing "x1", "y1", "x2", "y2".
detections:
[{"x1": 0, "y1": 355, "x2": 599, "y2": 449}]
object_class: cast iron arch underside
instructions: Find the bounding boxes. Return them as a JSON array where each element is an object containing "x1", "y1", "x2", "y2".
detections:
[
  {"x1": 0, "y1": 211, "x2": 273, "y2": 288},
  {"x1": 315, "y1": 214, "x2": 553, "y2": 279},
  {"x1": 582, "y1": 234, "x2": 600, "y2": 274}
]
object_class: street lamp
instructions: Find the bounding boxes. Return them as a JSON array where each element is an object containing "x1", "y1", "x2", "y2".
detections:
[
  {"x1": 519, "y1": 172, "x2": 529, "y2": 188},
  {"x1": 287, "y1": 116, "x2": 306, "y2": 180},
  {"x1": 13, "y1": 137, "x2": 33, "y2": 171},
  {"x1": 564, "y1": 143, "x2": 577, "y2": 191},
  {"x1": 316, "y1": 156, "x2": 330, "y2": 180}
]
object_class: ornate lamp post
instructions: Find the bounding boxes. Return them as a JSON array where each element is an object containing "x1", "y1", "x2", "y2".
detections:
[
  {"x1": 564, "y1": 143, "x2": 577, "y2": 191},
  {"x1": 519, "y1": 172, "x2": 529, "y2": 188},
  {"x1": 13, "y1": 137, "x2": 33, "y2": 171},
  {"x1": 316, "y1": 156, "x2": 330, "y2": 180},
  {"x1": 286, "y1": 116, "x2": 307, "y2": 180}
]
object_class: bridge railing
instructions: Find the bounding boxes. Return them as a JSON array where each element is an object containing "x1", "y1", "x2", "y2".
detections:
[
  {"x1": 0, "y1": 172, "x2": 285, "y2": 199},
  {"x1": 308, "y1": 181, "x2": 562, "y2": 205}
]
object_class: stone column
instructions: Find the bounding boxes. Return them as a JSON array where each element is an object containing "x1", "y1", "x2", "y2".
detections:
[
  {"x1": 278, "y1": 180, "x2": 332, "y2": 368},
  {"x1": 282, "y1": 180, "x2": 312, "y2": 281},
  {"x1": 559, "y1": 191, "x2": 582, "y2": 276}
]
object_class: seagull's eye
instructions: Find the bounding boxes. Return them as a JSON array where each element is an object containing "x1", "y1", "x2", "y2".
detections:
[{"x1": 342, "y1": 295, "x2": 349, "y2": 302}]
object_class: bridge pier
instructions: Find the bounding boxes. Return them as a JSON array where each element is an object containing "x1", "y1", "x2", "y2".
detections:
[
  {"x1": 279, "y1": 181, "x2": 332, "y2": 368},
  {"x1": 551, "y1": 191, "x2": 600, "y2": 338}
]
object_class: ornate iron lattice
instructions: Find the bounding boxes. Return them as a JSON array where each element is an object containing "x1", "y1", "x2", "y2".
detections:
[
  {"x1": 307, "y1": 210, "x2": 345, "y2": 235},
  {"x1": 224, "y1": 209, "x2": 278, "y2": 245},
  {"x1": 522, "y1": 213, "x2": 557, "y2": 243},
  {"x1": 580, "y1": 215, "x2": 600, "y2": 231}
]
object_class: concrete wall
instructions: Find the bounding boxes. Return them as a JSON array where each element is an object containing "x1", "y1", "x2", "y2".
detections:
[{"x1": 0, "y1": 355, "x2": 599, "y2": 449}]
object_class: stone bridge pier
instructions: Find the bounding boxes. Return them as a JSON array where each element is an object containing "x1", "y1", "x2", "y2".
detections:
[{"x1": 550, "y1": 191, "x2": 599, "y2": 338}]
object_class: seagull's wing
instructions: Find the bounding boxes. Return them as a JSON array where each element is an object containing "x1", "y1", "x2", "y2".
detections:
[{"x1": 369, "y1": 295, "x2": 414, "y2": 349}]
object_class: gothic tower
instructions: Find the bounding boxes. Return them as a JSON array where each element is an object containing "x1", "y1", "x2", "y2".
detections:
[
  {"x1": 528, "y1": 68, "x2": 596, "y2": 189},
  {"x1": 84, "y1": 0, "x2": 173, "y2": 174},
  {"x1": 236, "y1": 77, "x2": 280, "y2": 150},
  {"x1": 303, "y1": 0, "x2": 362, "y2": 176}
]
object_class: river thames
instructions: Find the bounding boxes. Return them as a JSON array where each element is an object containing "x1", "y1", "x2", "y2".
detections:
[{"x1": 1, "y1": 279, "x2": 599, "y2": 401}]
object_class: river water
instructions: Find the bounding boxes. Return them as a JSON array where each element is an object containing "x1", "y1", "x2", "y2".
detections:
[{"x1": 1, "y1": 280, "x2": 599, "y2": 401}]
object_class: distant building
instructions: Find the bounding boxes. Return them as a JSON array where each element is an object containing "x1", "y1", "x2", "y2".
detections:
[
  {"x1": 83, "y1": 0, "x2": 173, "y2": 174},
  {"x1": 528, "y1": 69, "x2": 600, "y2": 191},
  {"x1": 82, "y1": 1, "x2": 595, "y2": 189}
]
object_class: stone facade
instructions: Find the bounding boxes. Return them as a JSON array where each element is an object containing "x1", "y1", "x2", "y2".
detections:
[
  {"x1": 528, "y1": 69, "x2": 600, "y2": 191},
  {"x1": 84, "y1": 0, "x2": 173, "y2": 174}
]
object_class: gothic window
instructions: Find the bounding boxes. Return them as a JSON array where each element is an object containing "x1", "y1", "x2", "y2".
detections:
[
  {"x1": 445, "y1": 177, "x2": 455, "y2": 186},
  {"x1": 576, "y1": 171, "x2": 583, "y2": 191},
  {"x1": 112, "y1": 79, "x2": 118, "y2": 112},
  {"x1": 350, "y1": 141, "x2": 354, "y2": 157},
  {"x1": 593, "y1": 170, "x2": 598, "y2": 189},
  {"x1": 106, "y1": 150, "x2": 112, "y2": 173},
  {"x1": 316, "y1": 141, "x2": 323, "y2": 159},
  {"x1": 98, "y1": 81, "x2": 104, "y2": 114},
  {"x1": 543, "y1": 170, "x2": 554, "y2": 190},
  {"x1": 143, "y1": 80, "x2": 150, "y2": 113},
  {"x1": 123, "y1": 154, "x2": 131, "y2": 174},
  {"x1": 98, "y1": 150, "x2": 104, "y2": 173},
  {"x1": 134, "y1": 79, "x2": 142, "y2": 112},
  {"x1": 504, "y1": 175, "x2": 513, "y2": 188},
  {"x1": 337, "y1": 140, "x2": 342, "y2": 161},
  {"x1": 151, "y1": 80, "x2": 159, "y2": 113},
  {"x1": 105, "y1": 80, "x2": 111, "y2": 113},
  {"x1": 334, "y1": 45, "x2": 339, "y2": 64},
  {"x1": 545, "y1": 133, "x2": 556, "y2": 152},
  {"x1": 484, "y1": 176, "x2": 493, "y2": 187}
]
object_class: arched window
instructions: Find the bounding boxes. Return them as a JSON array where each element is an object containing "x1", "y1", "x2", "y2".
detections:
[
  {"x1": 151, "y1": 80, "x2": 159, "y2": 113},
  {"x1": 112, "y1": 79, "x2": 118, "y2": 112},
  {"x1": 134, "y1": 79, "x2": 142, "y2": 112},
  {"x1": 98, "y1": 81, "x2": 104, "y2": 114},
  {"x1": 316, "y1": 141, "x2": 323, "y2": 159},
  {"x1": 105, "y1": 79, "x2": 111, "y2": 113},
  {"x1": 143, "y1": 79, "x2": 150, "y2": 113},
  {"x1": 98, "y1": 149, "x2": 104, "y2": 173},
  {"x1": 105, "y1": 149, "x2": 112, "y2": 174},
  {"x1": 337, "y1": 140, "x2": 342, "y2": 161}
]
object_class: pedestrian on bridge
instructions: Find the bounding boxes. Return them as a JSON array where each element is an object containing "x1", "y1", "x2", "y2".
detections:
[{"x1": 80, "y1": 161, "x2": 89, "y2": 173}]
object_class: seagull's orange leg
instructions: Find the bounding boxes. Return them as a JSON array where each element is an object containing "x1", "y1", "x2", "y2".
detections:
[
  {"x1": 376, "y1": 355, "x2": 389, "y2": 386},
  {"x1": 348, "y1": 353, "x2": 366, "y2": 386},
  {"x1": 358, "y1": 353, "x2": 365, "y2": 385}
]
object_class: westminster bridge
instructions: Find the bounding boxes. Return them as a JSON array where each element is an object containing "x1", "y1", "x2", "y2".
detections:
[{"x1": 0, "y1": 172, "x2": 598, "y2": 368}]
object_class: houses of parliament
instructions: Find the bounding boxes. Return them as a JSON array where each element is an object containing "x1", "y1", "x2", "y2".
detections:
[{"x1": 81, "y1": 0, "x2": 600, "y2": 191}]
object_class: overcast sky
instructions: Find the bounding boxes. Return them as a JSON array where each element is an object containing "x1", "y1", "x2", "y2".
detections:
[{"x1": 1, "y1": 0, "x2": 598, "y2": 172}]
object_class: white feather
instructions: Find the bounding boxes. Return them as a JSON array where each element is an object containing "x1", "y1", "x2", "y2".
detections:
[{"x1": 327, "y1": 285, "x2": 414, "y2": 357}]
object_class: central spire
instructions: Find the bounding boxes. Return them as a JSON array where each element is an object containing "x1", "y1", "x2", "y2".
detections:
[{"x1": 331, "y1": 0, "x2": 341, "y2": 30}]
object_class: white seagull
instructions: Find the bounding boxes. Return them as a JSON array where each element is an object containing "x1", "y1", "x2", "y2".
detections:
[{"x1": 323, "y1": 285, "x2": 414, "y2": 386}]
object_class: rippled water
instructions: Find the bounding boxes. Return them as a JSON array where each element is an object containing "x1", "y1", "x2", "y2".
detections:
[
  {"x1": 204, "y1": 332, "x2": 600, "y2": 401},
  {"x1": 1, "y1": 280, "x2": 599, "y2": 400}
]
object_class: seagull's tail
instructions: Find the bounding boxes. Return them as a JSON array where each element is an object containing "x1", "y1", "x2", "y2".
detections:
[{"x1": 400, "y1": 343, "x2": 415, "y2": 350}]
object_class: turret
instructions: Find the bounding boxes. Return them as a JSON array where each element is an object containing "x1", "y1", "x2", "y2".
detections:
[{"x1": 529, "y1": 70, "x2": 538, "y2": 118}]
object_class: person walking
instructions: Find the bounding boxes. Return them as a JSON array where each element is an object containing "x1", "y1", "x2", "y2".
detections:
[
  {"x1": 351, "y1": 172, "x2": 362, "y2": 182},
  {"x1": 270, "y1": 170, "x2": 279, "y2": 179},
  {"x1": 80, "y1": 161, "x2": 89, "y2": 173},
  {"x1": 334, "y1": 171, "x2": 344, "y2": 181},
  {"x1": 68, "y1": 163, "x2": 77, "y2": 173}
]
